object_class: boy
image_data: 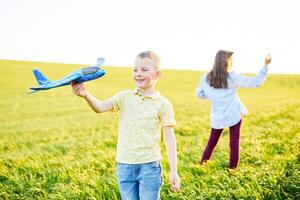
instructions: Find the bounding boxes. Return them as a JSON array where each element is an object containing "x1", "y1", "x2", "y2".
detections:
[{"x1": 72, "y1": 51, "x2": 180, "y2": 199}]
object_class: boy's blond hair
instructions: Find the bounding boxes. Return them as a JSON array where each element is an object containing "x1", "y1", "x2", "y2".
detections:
[{"x1": 136, "y1": 51, "x2": 162, "y2": 71}]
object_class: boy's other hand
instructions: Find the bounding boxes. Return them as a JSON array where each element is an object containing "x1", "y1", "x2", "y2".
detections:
[
  {"x1": 265, "y1": 54, "x2": 271, "y2": 66},
  {"x1": 169, "y1": 171, "x2": 180, "y2": 192},
  {"x1": 71, "y1": 82, "x2": 88, "y2": 98}
]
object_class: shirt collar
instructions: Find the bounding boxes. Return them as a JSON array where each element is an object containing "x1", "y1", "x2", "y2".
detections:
[{"x1": 133, "y1": 88, "x2": 161, "y2": 100}]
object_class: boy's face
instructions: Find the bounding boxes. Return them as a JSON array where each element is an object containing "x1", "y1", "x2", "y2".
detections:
[{"x1": 133, "y1": 57, "x2": 160, "y2": 89}]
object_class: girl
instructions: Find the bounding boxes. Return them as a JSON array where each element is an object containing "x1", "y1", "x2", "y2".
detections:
[{"x1": 196, "y1": 50, "x2": 271, "y2": 169}]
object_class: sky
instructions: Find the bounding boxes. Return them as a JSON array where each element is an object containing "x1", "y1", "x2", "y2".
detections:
[{"x1": 1, "y1": 0, "x2": 299, "y2": 74}]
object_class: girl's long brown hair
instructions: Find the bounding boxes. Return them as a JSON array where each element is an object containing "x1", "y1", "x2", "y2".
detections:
[{"x1": 207, "y1": 50, "x2": 234, "y2": 89}]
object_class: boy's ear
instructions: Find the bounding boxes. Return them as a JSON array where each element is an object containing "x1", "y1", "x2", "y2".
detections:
[{"x1": 156, "y1": 70, "x2": 161, "y2": 80}]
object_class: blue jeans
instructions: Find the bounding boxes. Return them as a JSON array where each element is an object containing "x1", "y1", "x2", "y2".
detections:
[{"x1": 117, "y1": 161, "x2": 163, "y2": 200}]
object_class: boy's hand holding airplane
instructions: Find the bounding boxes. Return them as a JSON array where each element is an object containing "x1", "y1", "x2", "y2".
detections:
[{"x1": 71, "y1": 82, "x2": 89, "y2": 98}]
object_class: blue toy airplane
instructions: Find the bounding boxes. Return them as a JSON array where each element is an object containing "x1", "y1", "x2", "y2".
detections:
[{"x1": 28, "y1": 58, "x2": 106, "y2": 94}]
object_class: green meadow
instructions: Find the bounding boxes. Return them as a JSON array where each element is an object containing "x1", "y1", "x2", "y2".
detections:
[{"x1": 0, "y1": 60, "x2": 299, "y2": 199}]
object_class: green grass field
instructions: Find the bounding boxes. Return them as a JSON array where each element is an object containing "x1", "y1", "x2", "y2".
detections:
[{"x1": 0, "y1": 60, "x2": 299, "y2": 199}]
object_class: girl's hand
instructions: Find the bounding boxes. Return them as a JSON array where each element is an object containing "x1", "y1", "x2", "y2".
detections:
[
  {"x1": 265, "y1": 54, "x2": 272, "y2": 66},
  {"x1": 71, "y1": 82, "x2": 88, "y2": 98},
  {"x1": 169, "y1": 171, "x2": 180, "y2": 192}
]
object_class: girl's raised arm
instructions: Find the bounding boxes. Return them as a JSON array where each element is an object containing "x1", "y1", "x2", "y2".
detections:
[{"x1": 230, "y1": 55, "x2": 271, "y2": 88}]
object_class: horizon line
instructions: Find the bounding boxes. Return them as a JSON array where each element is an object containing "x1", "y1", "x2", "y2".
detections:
[{"x1": 1, "y1": 58, "x2": 299, "y2": 75}]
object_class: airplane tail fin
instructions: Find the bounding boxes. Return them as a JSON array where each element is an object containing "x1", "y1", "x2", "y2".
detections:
[
  {"x1": 32, "y1": 69, "x2": 51, "y2": 85},
  {"x1": 95, "y1": 58, "x2": 105, "y2": 67}
]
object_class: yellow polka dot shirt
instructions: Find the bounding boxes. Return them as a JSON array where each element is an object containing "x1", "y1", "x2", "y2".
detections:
[{"x1": 109, "y1": 88, "x2": 176, "y2": 164}]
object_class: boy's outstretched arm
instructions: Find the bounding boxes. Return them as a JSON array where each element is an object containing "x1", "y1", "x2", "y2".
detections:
[
  {"x1": 163, "y1": 126, "x2": 180, "y2": 191},
  {"x1": 71, "y1": 82, "x2": 113, "y2": 113}
]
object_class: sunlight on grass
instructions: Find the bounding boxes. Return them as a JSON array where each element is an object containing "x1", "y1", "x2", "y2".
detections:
[{"x1": 0, "y1": 60, "x2": 299, "y2": 199}]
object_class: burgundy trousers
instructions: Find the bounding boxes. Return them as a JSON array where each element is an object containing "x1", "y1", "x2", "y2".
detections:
[{"x1": 200, "y1": 120, "x2": 242, "y2": 168}]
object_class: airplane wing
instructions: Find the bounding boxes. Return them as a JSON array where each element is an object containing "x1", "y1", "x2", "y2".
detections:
[
  {"x1": 30, "y1": 73, "x2": 81, "y2": 90},
  {"x1": 48, "y1": 74, "x2": 81, "y2": 88}
]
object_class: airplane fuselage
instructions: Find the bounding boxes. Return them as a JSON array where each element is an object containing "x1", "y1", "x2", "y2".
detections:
[
  {"x1": 30, "y1": 67, "x2": 105, "y2": 91},
  {"x1": 28, "y1": 58, "x2": 106, "y2": 93}
]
